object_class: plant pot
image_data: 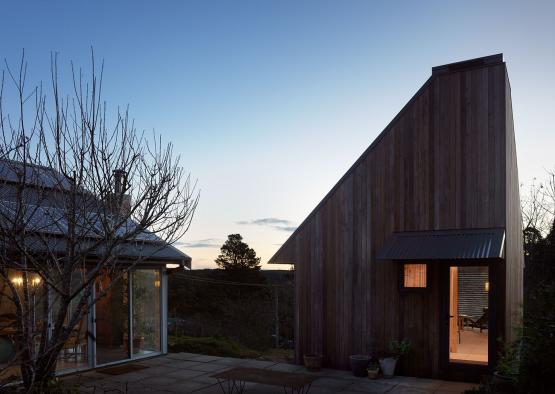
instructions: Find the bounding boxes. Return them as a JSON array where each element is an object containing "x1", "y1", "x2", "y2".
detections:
[
  {"x1": 367, "y1": 367, "x2": 380, "y2": 379},
  {"x1": 303, "y1": 354, "x2": 323, "y2": 372},
  {"x1": 350, "y1": 355, "x2": 371, "y2": 377},
  {"x1": 378, "y1": 357, "x2": 397, "y2": 378},
  {"x1": 492, "y1": 371, "x2": 516, "y2": 391}
]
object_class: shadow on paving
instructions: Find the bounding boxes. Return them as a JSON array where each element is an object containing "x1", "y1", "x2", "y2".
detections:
[{"x1": 60, "y1": 353, "x2": 477, "y2": 394}]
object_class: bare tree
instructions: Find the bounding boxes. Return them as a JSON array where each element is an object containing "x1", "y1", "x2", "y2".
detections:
[
  {"x1": 0, "y1": 51, "x2": 198, "y2": 391},
  {"x1": 521, "y1": 171, "x2": 555, "y2": 236}
]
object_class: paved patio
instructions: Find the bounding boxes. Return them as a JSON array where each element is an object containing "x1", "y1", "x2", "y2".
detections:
[{"x1": 64, "y1": 353, "x2": 477, "y2": 394}]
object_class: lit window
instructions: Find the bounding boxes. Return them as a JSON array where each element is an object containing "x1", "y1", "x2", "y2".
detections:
[{"x1": 403, "y1": 264, "x2": 427, "y2": 288}]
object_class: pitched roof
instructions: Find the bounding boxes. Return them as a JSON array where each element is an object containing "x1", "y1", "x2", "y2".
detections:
[{"x1": 0, "y1": 160, "x2": 191, "y2": 267}]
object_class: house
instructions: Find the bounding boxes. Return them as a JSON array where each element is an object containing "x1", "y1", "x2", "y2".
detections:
[
  {"x1": 0, "y1": 160, "x2": 190, "y2": 378},
  {"x1": 269, "y1": 54, "x2": 524, "y2": 381}
]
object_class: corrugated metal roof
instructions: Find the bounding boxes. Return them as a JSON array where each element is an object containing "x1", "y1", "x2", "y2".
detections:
[
  {"x1": 377, "y1": 228, "x2": 505, "y2": 261},
  {"x1": 5, "y1": 235, "x2": 191, "y2": 267},
  {"x1": 0, "y1": 159, "x2": 192, "y2": 268},
  {"x1": 0, "y1": 160, "x2": 73, "y2": 189}
]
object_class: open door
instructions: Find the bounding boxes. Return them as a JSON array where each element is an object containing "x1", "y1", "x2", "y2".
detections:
[{"x1": 442, "y1": 263, "x2": 492, "y2": 380}]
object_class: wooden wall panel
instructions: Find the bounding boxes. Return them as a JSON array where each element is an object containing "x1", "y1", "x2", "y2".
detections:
[
  {"x1": 271, "y1": 58, "x2": 522, "y2": 378},
  {"x1": 504, "y1": 72, "x2": 524, "y2": 342}
]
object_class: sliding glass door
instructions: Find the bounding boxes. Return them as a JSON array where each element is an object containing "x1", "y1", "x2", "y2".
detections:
[
  {"x1": 94, "y1": 268, "x2": 162, "y2": 366},
  {"x1": 95, "y1": 271, "x2": 130, "y2": 365},
  {"x1": 132, "y1": 270, "x2": 161, "y2": 356}
]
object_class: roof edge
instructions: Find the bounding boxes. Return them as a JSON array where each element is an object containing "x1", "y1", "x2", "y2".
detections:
[{"x1": 432, "y1": 53, "x2": 503, "y2": 75}]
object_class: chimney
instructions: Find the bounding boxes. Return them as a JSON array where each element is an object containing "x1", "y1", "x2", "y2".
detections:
[
  {"x1": 113, "y1": 169, "x2": 126, "y2": 194},
  {"x1": 112, "y1": 169, "x2": 131, "y2": 216}
]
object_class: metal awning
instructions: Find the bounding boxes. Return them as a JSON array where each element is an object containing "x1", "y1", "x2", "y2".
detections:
[{"x1": 377, "y1": 228, "x2": 505, "y2": 261}]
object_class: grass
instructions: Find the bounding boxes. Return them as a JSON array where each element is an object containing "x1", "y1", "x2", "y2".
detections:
[{"x1": 168, "y1": 335, "x2": 294, "y2": 362}]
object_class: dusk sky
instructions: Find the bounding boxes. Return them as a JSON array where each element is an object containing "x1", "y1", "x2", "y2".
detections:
[{"x1": 1, "y1": 1, "x2": 554, "y2": 269}]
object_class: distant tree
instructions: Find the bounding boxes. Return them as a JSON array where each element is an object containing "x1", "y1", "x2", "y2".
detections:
[{"x1": 215, "y1": 234, "x2": 261, "y2": 271}]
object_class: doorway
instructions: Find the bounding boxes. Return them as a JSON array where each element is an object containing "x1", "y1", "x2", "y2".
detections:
[
  {"x1": 95, "y1": 271, "x2": 130, "y2": 365},
  {"x1": 441, "y1": 263, "x2": 493, "y2": 379},
  {"x1": 449, "y1": 266, "x2": 489, "y2": 364}
]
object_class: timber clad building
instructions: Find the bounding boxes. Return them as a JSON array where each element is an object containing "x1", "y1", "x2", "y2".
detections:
[{"x1": 269, "y1": 54, "x2": 524, "y2": 381}]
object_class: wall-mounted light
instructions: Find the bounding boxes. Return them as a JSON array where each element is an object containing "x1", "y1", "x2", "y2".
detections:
[
  {"x1": 165, "y1": 263, "x2": 180, "y2": 269},
  {"x1": 154, "y1": 279, "x2": 160, "y2": 288},
  {"x1": 10, "y1": 276, "x2": 42, "y2": 287},
  {"x1": 484, "y1": 281, "x2": 490, "y2": 292}
]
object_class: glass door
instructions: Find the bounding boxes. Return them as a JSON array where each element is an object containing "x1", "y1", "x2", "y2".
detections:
[
  {"x1": 95, "y1": 271, "x2": 130, "y2": 365},
  {"x1": 448, "y1": 265, "x2": 489, "y2": 365},
  {"x1": 131, "y1": 269, "x2": 161, "y2": 356}
]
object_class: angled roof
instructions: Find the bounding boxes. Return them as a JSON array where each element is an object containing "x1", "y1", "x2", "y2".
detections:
[
  {"x1": 376, "y1": 228, "x2": 505, "y2": 261},
  {"x1": 269, "y1": 54, "x2": 505, "y2": 264}
]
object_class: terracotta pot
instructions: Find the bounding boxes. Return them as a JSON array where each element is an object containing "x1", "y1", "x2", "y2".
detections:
[
  {"x1": 378, "y1": 357, "x2": 397, "y2": 378},
  {"x1": 367, "y1": 367, "x2": 380, "y2": 379},
  {"x1": 303, "y1": 354, "x2": 323, "y2": 372}
]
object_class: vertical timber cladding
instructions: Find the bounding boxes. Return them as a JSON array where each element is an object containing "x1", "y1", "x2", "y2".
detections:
[
  {"x1": 270, "y1": 56, "x2": 522, "y2": 377},
  {"x1": 504, "y1": 70, "x2": 524, "y2": 343}
]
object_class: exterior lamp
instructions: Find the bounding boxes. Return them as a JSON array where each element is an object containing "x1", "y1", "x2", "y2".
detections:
[
  {"x1": 10, "y1": 276, "x2": 42, "y2": 287},
  {"x1": 484, "y1": 282, "x2": 490, "y2": 292},
  {"x1": 154, "y1": 279, "x2": 161, "y2": 288}
]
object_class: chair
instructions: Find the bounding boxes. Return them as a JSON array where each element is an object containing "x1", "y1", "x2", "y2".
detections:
[
  {"x1": 470, "y1": 308, "x2": 489, "y2": 332},
  {"x1": 63, "y1": 319, "x2": 86, "y2": 364}
]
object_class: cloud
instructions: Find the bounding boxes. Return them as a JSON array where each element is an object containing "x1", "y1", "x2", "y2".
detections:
[
  {"x1": 237, "y1": 218, "x2": 297, "y2": 232},
  {"x1": 177, "y1": 238, "x2": 222, "y2": 248}
]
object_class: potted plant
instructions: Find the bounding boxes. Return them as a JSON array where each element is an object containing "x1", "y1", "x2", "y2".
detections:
[
  {"x1": 367, "y1": 360, "x2": 380, "y2": 379},
  {"x1": 303, "y1": 354, "x2": 323, "y2": 372},
  {"x1": 379, "y1": 339, "x2": 411, "y2": 378},
  {"x1": 492, "y1": 339, "x2": 520, "y2": 390},
  {"x1": 350, "y1": 354, "x2": 371, "y2": 377}
]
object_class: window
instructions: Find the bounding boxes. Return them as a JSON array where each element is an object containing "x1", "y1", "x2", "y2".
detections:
[
  {"x1": 403, "y1": 263, "x2": 427, "y2": 288},
  {"x1": 132, "y1": 269, "x2": 161, "y2": 355}
]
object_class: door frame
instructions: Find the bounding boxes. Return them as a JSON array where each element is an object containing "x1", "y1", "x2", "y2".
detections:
[{"x1": 439, "y1": 259, "x2": 501, "y2": 381}]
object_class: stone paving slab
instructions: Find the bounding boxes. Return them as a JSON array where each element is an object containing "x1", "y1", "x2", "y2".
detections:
[
  {"x1": 164, "y1": 352, "x2": 201, "y2": 361},
  {"x1": 212, "y1": 357, "x2": 246, "y2": 366},
  {"x1": 241, "y1": 359, "x2": 279, "y2": 369},
  {"x1": 189, "y1": 372, "x2": 221, "y2": 385},
  {"x1": 266, "y1": 362, "x2": 306, "y2": 372},
  {"x1": 347, "y1": 379, "x2": 395, "y2": 393},
  {"x1": 187, "y1": 354, "x2": 225, "y2": 363},
  {"x1": 188, "y1": 362, "x2": 230, "y2": 372},
  {"x1": 165, "y1": 368, "x2": 208, "y2": 379},
  {"x1": 64, "y1": 352, "x2": 478, "y2": 394},
  {"x1": 312, "y1": 377, "x2": 356, "y2": 390}
]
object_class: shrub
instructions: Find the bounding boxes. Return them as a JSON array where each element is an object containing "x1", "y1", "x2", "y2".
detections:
[{"x1": 168, "y1": 335, "x2": 261, "y2": 359}]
